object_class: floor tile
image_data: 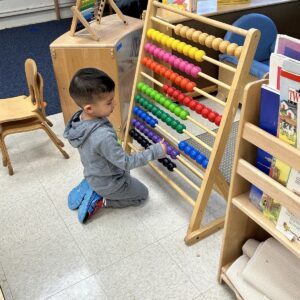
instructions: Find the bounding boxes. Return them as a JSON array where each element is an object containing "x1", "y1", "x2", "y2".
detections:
[
  {"x1": 48, "y1": 276, "x2": 107, "y2": 300},
  {"x1": 196, "y1": 282, "x2": 235, "y2": 299},
  {"x1": 0, "y1": 262, "x2": 13, "y2": 300},
  {"x1": 96, "y1": 243, "x2": 200, "y2": 300}
]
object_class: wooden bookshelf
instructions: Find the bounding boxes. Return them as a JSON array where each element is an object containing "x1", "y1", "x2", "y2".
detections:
[{"x1": 218, "y1": 79, "x2": 300, "y2": 296}]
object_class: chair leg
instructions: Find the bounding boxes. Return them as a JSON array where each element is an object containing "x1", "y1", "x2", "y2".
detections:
[
  {"x1": 41, "y1": 124, "x2": 70, "y2": 159},
  {"x1": 45, "y1": 117, "x2": 53, "y2": 127},
  {"x1": 0, "y1": 136, "x2": 13, "y2": 175}
]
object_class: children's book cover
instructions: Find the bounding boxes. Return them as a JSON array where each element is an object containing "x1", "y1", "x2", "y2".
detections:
[{"x1": 161, "y1": 0, "x2": 196, "y2": 12}]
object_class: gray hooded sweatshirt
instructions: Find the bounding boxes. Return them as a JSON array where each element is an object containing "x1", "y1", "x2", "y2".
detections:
[{"x1": 64, "y1": 110, "x2": 165, "y2": 195}]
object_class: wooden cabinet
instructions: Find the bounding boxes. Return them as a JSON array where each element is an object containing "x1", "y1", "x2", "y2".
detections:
[{"x1": 50, "y1": 14, "x2": 143, "y2": 139}]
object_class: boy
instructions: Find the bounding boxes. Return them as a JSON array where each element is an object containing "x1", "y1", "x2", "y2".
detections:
[{"x1": 64, "y1": 68, "x2": 166, "y2": 223}]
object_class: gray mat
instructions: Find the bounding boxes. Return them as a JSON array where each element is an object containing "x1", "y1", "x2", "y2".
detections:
[{"x1": 185, "y1": 121, "x2": 239, "y2": 183}]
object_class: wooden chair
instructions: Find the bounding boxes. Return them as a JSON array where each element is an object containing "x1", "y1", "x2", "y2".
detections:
[{"x1": 0, "y1": 59, "x2": 69, "y2": 175}]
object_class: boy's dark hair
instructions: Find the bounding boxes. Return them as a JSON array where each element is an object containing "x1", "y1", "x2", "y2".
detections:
[{"x1": 69, "y1": 68, "x2": 115, "y2": 107}]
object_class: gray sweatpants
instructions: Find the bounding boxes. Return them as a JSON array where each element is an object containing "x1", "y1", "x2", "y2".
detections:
[{"x1": 101, "y1": 176, "x2": 149, "y2": 208}]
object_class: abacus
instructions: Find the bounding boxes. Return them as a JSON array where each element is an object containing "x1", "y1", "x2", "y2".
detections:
[
  {"x1": 124, "y1": 0, "x2": 260, "y2": 245},
  {"x1": 70, "y1": 0, "x2": 128, "y2": 41}
]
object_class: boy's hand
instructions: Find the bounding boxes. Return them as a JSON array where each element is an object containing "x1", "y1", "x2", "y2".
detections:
[{"x1": 159, "y1": 139, "x2": 167, "y2": 156}]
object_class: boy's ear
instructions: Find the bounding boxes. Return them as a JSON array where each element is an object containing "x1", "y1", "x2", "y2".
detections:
[{"x1": 83, "y1": 104, "x2": 93, "y2": 113}]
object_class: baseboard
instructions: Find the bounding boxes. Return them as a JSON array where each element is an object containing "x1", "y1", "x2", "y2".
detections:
[{"x1": 0, "y1": 2, "x2": 73, "y2": 30}]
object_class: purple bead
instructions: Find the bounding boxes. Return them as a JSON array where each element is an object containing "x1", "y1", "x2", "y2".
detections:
[
  {"x1": 173, "y1": 57, "x2": 182, "y2": 69},
  {"x1": 163, "y1": 52, "x2": 171, "y2": 62},
  {"x1": 148, "y1": 131, "x2": 154, "y2": 139},
  {"x1": 168, "y1": 55, "x2": 176, "y2": 65},
  {"x1": 144, "y1": 43, "x2": 151, "y2": 52},
  {"x1": 185, "y1": 63, "x2": 194, "y2": 75},
  {"x1": 153, "y1": 135, "x2": 160, "y2": 143},
  {"x1": 179, "y1": 60, "x2": 188, "y2": 72},
  {"x1": 153, "y1": 48, "x2": 160, "y2": 57},
  {"x1": 131, "y1": 118, "x2": 137, "y2": 125},
  {"x1": 144, "y1": 128, "x2": 150, "y2": 136},
  {"x1": 191, "y1": 66, "x2": 201, "y2": 78},
  {"x1": 167, "y1": 145, "x2": 173, "y2": 154},
  {"x1": 157, "y1": 49, "x2": 165, "y2": 59},
  {"x1": 135, "y1": 120, "x2": 141, "y2": 127},
  {"x1": 139, "y1": 124, "x2": 145, "y2": 131},
  {"x1": 171, "y1": 149, "x2": 178, "y2": 157}
]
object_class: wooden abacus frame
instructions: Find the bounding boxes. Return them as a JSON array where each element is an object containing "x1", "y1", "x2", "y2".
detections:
[
  {"x1": 123, "y1": 0, "x2": 260, "y2": 245},
  {"x1": 70, "y1": 0, "x2": 128, "y2": 41}
]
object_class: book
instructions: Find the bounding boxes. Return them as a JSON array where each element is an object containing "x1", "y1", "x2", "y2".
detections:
[
  {"x1": 269, "y1": 53, "x2": 286, "y2": 91},
  {"x1": 249, "y1": 85, "x2": 280, "y2": 211},
  {"x1": 275, "y1": 34, "x2": 300, "y2": 61},
  {"x1": 161, "y1": 0, "x2": 197, "y2": 12}
]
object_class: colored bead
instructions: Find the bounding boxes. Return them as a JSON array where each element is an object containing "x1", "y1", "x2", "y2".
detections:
[
  {"x1": 159, "y1": 66, "x2": 167, "y2": 76},
  {"x1": 145, "y1": 87, "x2": 152, "y2": 95},
  {"x1": 205, "y1": 35, "x2": 215, "y2": 48},
  {"x1": 149, "y1": 119, "x2": 157, "y2": 127},
  {"x1": 161, "y1": 35, "x2": 169, "y2": 46},
  {"x1": 172, "y1": 90, "x2": 180, "y2": 100},
  {"x1": 184, "y1": 63, "x2": 194, "y2": 75},
  {"x1": 175, "y1": 75, "x2": 184, "y2": 86},
  {"x1": 157, "y1": 49, "x2": 165, "y2": 59},
  {"x1": 133, "y1": 106, "x2": 140, "y2": 114},
  {"x1": 149, "y1": 44, "x2": 156, "y2": 54},
  {"x1": 163, "y1": 52, "x2": 171, "y2": 62},
  {"x1": 177, "y1": 93, "x2": 185, "y2": 103},
  {"x1": 186, "y1": 27, "x2": 196, "y2": 40},
  {"x1": 183, "y1": 45, "x2": 192, "y2": 56},
  {"x1": 147, "y1": 28, "x2": 155, "y2": 39},
  {"x1": 219, "y1": 40, "x2": 230, "y2": 53},
  {"x1": 151, "y1": 106, "x2": 158, "y2": 115},
  {"x1": 156, "y1": 110, "x2": 163, "y2": 119},
  {"x1": 184, "y1": 145, "x2": 192, "y2": 155},
  {"x1": 161, "y1": 112, "x2": 168, "y2": 121},
  {"x1": 145, "y1": 115, "x2": 151, "y2": 123},
  {"x1": 162, "y1": 84, "x2": 169, "y2": 93},
  {"x1": 163, "y1": 99, "x2": 172, "y2": 109},
  {"x1": 186, "y1": 82, "x2": 196, "y2": 92},
  {"x1": 171, "y1": 40, "x2": 180, "y2": 50},
  {"x1": 194, "y1": 50, "x2": 205, "y2": 62},
  {"x1": 148, "y1": 131, "x2": 154, "y2": 139},
  {"x1": 208, "y1": 111, "x2": 218, "y2": 122},
  {"x1": 137, "y1": 82, "x2": 144, "y2": 91},
  {"x1": 174, "y1": 107, "x2": 182, "y2": 116},
  {"x1": 144, "y1": 128, "x2": 150, "y2": 136},
  {"x1": 147, "y1": 103, "x2": 154, "y2": 111},
  {"x1": 201, "y1": 108, "x2": 211, "y2": 118},
  {"x1": 141, "y1": 57, "x2": 148, "y2": 65},
  {"x1": 170, "y1": 149, "x2": 179, "y2": 159},
  {"x1": 156, "y1": 32, "x2": 164, "y2": 43},
  {"x1": 179, "y1": 110, "x2": 188, "y2": 120},
  {"x1": 178, "y1": 141, "x2": 187, "y2": 150},
  {"x1": 167, "y1": 87, "x2": 175, "y2": 96},
  {"x1": 166, "y1": 37, "x2": 175, "y2": 48},
  {"x1": 165, "y1": 116, "x2": 173, "y2": 125},
  {"x1": 170, "y1": 120, "x2": 179, "y2": 129},
  {"x1": 215, "y1": 115, "x2": 222, "y2": 126},
  {"x1": 153, "y1": 48, "x2": 160, "y2": 57},
  {"x1": 169, "y1": 103, "x2": 177, "y2": 113},
  {"x1": 131, "y1": 118, "x2": 137, "y2": 125},
  {"x1": 160, "y1": 97, "x2": 167, "y2": 105},
  {"x1": 202, "y1": 159, "x2": 209, "y2": 169},
  {"x1": 170, "y1": 72, "x2": 178, "y2": 82},
  {"x1": 196, "y1": 154, "x2": 204, "y2": 164},
  {"x1": 189, "y1": 100, "x2": 197, "y2": 110},
  {"x1": 183, "y1": 96, "x2": 192, "y2": 106},
  {"x1": 135, "y1": 95, "x2": 141, "y2": 102},
  {"x1": 164, "y1": 70, "x2": 172, "y2": 79},
  {"x1": 192, "y1": 30, "x2": 202, "y2": 42},
  {"x1": 150, "y1": 90, "x2": 156, "y2": 99},
  {"x1": 179, "y1": 60, "x2": 188, "y2": 72},
  {"x1": 188, "y1": 47, "x2": 197, "y2": 59},
  {"x1": 190, "y1": 149, "x2": 199, "y2": 160},
  {"x1": 177, "y1": 42, "x2": 186, "y2": 53},
  {"x1": 180, "y1": 78, "x2": 189, "y2": 90},
  {"x1": 173, "y1": 58, "x2": 182, "y2": 69},
  {"x1": 168, "y1": 55, "x2": 176, "y2": 65},
  {"x1": 139, "y1": 124, "x2": 145, "y2": 131},
  {"x1": 144, "y1": 43, "x2": 151, "y2": 52},
  {"x1": 195, "y1": 103, "x2": 204, "y2": 114},
  {"x1": 154, "y1": 65, "x2": 161, "y2": 73},
  {"x1": 141, "y1": 85, "x2": 148, "y2": 93},
  {"x1": 191, "y1": 66, "x2": 201, "y2": 77},
  {"x1": 176, "y1": 124, "x2": 186, "y2": 134}
]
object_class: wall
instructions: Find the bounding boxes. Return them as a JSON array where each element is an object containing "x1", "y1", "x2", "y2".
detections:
[{"x1": 0, "y1": 0, "x2": 74, "y2": 29}]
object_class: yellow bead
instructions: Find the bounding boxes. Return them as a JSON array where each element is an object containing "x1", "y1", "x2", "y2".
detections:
[
  {"x1": 186, "y1": 28, "x2": 196, "y2": 40},
  {"x1": 147, "y1": 28, "x2": 155, "y2": 39},
  {"x1": 161, "y1": 35, "x2": 169, "y2": 46},
  {"x1": 212, "y1": 37, "x2": 223, "y2": 51},
  {"x1": 152, "y1": 31, "x2": 159, "y2": 41},
  {"x1": 192, "y1": 30, "x2": 202, "y2": 43},
  {"x1": 177, "y1": 42, "x2": 186, "y2": 53},
  {"x1": 171, "y1": 39, "x2": 180, "y2": 50},
  {"x1": 234, "y1": 46, "x2": 243, "y2": 58},
  {"x1": 183, "y1": 44, "x2": 192, "y2": 56},
  {"x1": 179, "y1": 26, "x2": 189, "y2": 38},
  {"x1": 227, "y1": 43, "x2": 238, "y2": 56},
  {"x1": 198, "y1": 33, "x2": 208, "y2": 45},
  {"x1": 174, "y1": 24, "x2": 183, "y2": 35},
  {"x1": 156, "y1": 32, "x2": 164, "y2": 43},
  {"x1": 219, "y1": 40, "x2": 230, "y2": 53},
  {"x1": 188, "y1": 47, "x2": 198, "y2": 59},
  {"x1": 205, "y1": 35, "x2": 215, "y2": 48},
  {"x1": 195, "y1": 50, "x2": 205, "y2": 62},
  {"x1": 166, "y1": 37, "x2": 175, "y2": 48}
]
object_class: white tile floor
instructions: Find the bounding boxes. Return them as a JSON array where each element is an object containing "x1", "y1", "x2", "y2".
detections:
[{"x1": 0, "y1": 113, "x2": 235, "y2": 300}]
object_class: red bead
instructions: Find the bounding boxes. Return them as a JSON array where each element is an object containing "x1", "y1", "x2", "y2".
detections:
[
  {"x1": 167, "y1": 87, "x2": 175, "y2": 96},
  {"x1": 165, "y1": 70, "x2": 172, "y2": 79},
  {"x1": 177, "y1": 93, "x2": 185, "y2": 103},
  {"x1": 170, "y1": 72, "x2": 178, "y2": 82},
  {"x1": 142, "y1": 57, "x2": 148, "y2": 65},
  {"x1": 160, "y1": 66, "x2": 167, "y2": 76},
  {"x1": 175, "y1": 75, "x2": 184, "y2": 86},
  {"x1": 183, "y1": 96, "x2": 192, "y2": 106},
  {"x1": 201, "y1": 108, "x2": 211, "y2": 118},
  {"x1": 188, "y1": 100, "x2": 197, "y2": 110},
  {"x1": 195, "y1": 103, "x2": 204, "y2": 114},
  {"x1": 215, "y1": 115, "x2": 222, "y2": 126},
  {"x1": 208, "y1": 111, "x2": 218, "y2": 122},
  {"x1": 163, "y1": 84, "x2": 169, "y2": 92},
  {"x1": 186, "y1": 81, "x2": 196, "y2": 92},
  {"x1": 180, "y1": 78, "x2": 189, "y2": 90},
  {"x1": 172, "y1": 90, "x2": 180, "y2": 100}
]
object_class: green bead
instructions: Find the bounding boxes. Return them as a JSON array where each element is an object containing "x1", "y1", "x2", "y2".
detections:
[
  {"x1": 145, "y1": 87, "x2": 152, "y2": 95},
  {"x1": 137, "y1": 82, "x2": 144, "y2": 91},
  {"x1": 151, "y1": 106, "x2": 158, "y2": 115},
  {"x1": 147, "y1": 103, "x2": 154, "y2": 111},
  {"x1": 169, "y1": 103, "x2": 177, "y2": 113},
  {"x1": 135, "y1": 95, "x2": 140, "y2": 103},
  {"x1": 176, "y1": 123, "x2": 186, "y2": 134},
  {"x1": 171, "y1": 120, "x2": 179, "y2": 129},
  {"x1": 150, "y1": 90, "x2": 156, "y2": 99},
  {"x1": 174, "y1": 107, "x2": 182, "y2": 116},
  {"x1": 161, "y1": 112, "x2": 168, "y2": 121},
  {"x1": 141, "y1": 85, "x2": 147, "y2": 93},
  {"x1": 139, "y1": 98, "x2": 145, "y2": 106},
  {"x1": 165, "y1": 116, "x2": 173, "y2": 126},
  {"x1": 154, "y1": 94, "x2": 162, "y2": 102},
  {"x1": 160, "y1": 97, "x2": 167, "y2": 106},
  {"x1": 156, "y1": 110, "x2": 163, "y2": 118},
  {"x1": 163, "y1": 99, "x2": 172, "y2": 109},
  {"x1": 179, "y1": 110, "x2": 189, "y2": 120}
]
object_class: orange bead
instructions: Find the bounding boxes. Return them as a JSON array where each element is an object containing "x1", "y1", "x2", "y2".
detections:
[
  {"x1": 165, "y1": 70, "x2": 172, "y2": 79},
  {"x1": 154, "y1": 65, "x2": 161, "y2": 73},
  {"x1": 180, "y1": 78, "x2": 189, "y2": 89},
  {"x1": 170, "y1": 72, "x2": 178, "y2": 82},
  {"x1": 186, "y1": 81, "x2": 196, "y2": 92},
  {"x1": 160, "y1": 66, "x2": 167, "y2": 76},
  {"x1": 175, "y1": 75, "x2": 184, "y2": 86},
  {"x1": 142, "y1": 57, "x2": 148, "y2": 65},
  {"x1": 150, "y1": 61, "x2": 157, "y2": 70}
]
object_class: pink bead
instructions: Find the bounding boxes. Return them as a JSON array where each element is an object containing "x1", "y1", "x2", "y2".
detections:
[
  {"x1": 184, "y1": 63, "x2": 194, "y2": 75},
  {"x1": 174, "y1": 57, "x2": 182, "y2": 68},
  {"x1": 191, "y1": 66, "x2": 201, "y2": 78},
  {"x1": 153, "y1": 48, "x2": 160, "y2": 57},
  {"x1": 179, "y1": 60, "x2": 188, "y2": 72},
  {"x1": 144, "y1": 43, "x2": 151, "y2": 52},
  {"x1": 157, "y1": 49, "x2": 165, "y2": 59},
  {"x1": 163, "y1": 52, "x2": 171, "y2": 62},
  {"x1": 148, "y1": 44, "x2": 156, "y2": 54},
  {"x1": 168, "y1": 55, "x2": 176, "y2": 65}
]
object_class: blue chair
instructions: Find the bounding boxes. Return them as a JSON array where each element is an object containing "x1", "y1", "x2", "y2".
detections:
[{"x1": 218, "y1": 13, "x2": 278, "y2": 101}]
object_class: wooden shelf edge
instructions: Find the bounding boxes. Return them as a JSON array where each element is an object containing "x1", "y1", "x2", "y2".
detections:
[
  {"x1": 220, "y1": 267, "x2": 243, "y2": 300},
  {"x1": 232, "y1": 192, "x2": 300, "y2": 258}
]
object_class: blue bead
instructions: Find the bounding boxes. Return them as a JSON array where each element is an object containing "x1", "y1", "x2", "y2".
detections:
[
  {"x1": 133, "y1": 107, "x2": 139, "y2": 114},
  {"x1": 184, "y1": 145, "x2": 192, "y2": 155},
  {"x1": 145, "y1": 116, "x2": 151, "y2": 124},
  {"x1": 189, "y1": 149, "x2": 198, "y2": 160},
  {"x1": 178, "y1": 141, "x2": 187, "y2": 150},
  {"x1": 141, "y1": 112, "x2": 147, "y2": 119},
  {"x1": 202, "y1": 159, "x2": 209, "y2": 169},
  {"x1": 149, "y1": 119, "x2": 156, "y2": 127},
  {"x1": 196, "y1": 154, "x2": 204, "y2": 164}
]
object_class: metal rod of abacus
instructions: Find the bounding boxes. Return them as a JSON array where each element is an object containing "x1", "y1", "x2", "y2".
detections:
[
  {"x1": 152, "y1": 1, "x2": 248, "y2": 36},
  {"x1": 140, "y1": 72, "x2": 221, "y2": 137},
  {"x1": 128, "y1": 142, "x2": 196, "y2": 206}
]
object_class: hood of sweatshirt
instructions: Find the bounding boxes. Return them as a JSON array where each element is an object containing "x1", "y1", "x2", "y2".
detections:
[{"x1": 63, "y1": 110, "x2": 110, "y2": 148}]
